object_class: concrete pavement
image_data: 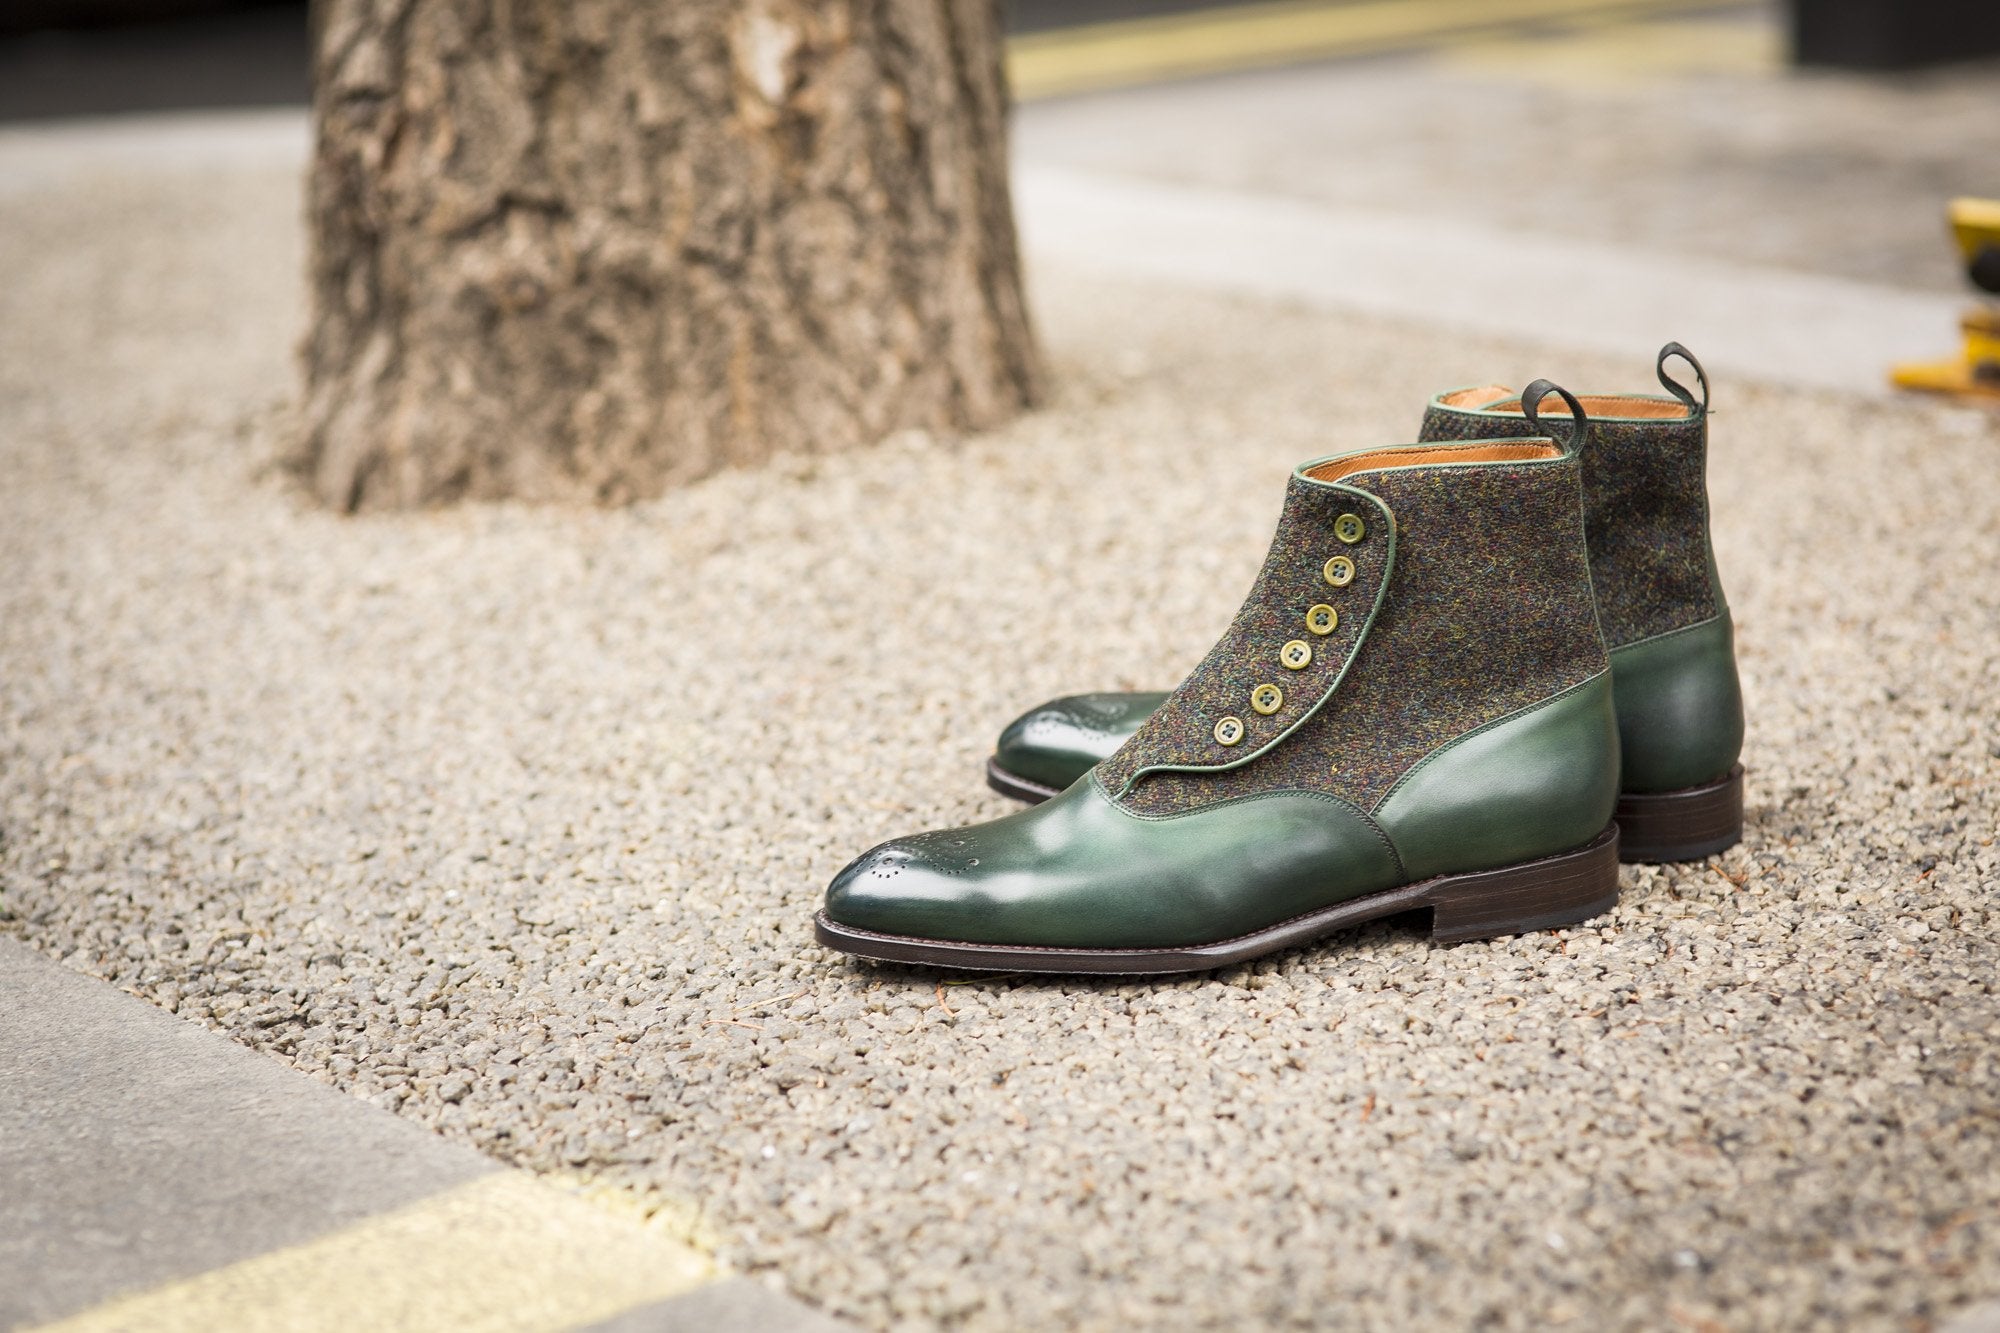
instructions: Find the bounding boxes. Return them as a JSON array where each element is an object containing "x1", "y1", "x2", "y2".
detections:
[
  {"x1": 1012, "y1": 163, "x2": 1961, "y2": 396},
  {"x1": 0, "y1": 940, "x2": 841, "y2": 1332}
]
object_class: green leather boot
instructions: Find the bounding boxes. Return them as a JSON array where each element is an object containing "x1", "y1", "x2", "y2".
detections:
[
  {"x1": 986, "y1": 343, "x2": 1744, "y2": 863},
  {"x1": 819, "y1": 385, "x2": 1621, "y2": 974}
]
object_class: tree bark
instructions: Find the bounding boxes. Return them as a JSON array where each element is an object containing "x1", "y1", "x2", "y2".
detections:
[{"x1": 298, "y1": 0, "x2": 1040, "y2": 510}]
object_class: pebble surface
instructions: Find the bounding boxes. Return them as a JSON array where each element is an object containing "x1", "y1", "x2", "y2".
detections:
[{"x1": 3, "y1": 143, "x2": 1998, "y2": 1332}]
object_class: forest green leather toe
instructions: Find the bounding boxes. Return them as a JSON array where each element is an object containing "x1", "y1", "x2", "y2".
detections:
[
  {"x1": 987, "y1": 691, "x2": 1168, "y2": 801},
  {"x1": 820, "y1": 383, "x2": 1623, "y2": 974},
  {"x1": 825, "y1": 778, "x2": 1403, "y2": 950}
]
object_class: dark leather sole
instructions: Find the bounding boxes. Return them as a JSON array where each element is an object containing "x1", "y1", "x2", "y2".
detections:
[
  {"x1": 1613, "y1": 764, "x2": 1744, "y2": 863},
  {"x1": 988, "y1": 756, "x2": 1745, "y2": 866},
  {"x1": 814, "y1": 825, "x2": 1620, "y2": 975},
  {"x1": 984, "y1": 757, "x2": 1063, "y2": 804}
]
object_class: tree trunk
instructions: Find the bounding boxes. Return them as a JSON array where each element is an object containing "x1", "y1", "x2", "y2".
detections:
[{"x1": 298, "y1": 0, "x2": 1040, "y2": 510}]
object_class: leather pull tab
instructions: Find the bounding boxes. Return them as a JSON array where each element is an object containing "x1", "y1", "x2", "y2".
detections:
[
  {"x1": 1657, "y1": 342, "x2": 1709, "y2": 413},
  {"x1": 1520, "y1": 379, "x2": 1588, "y2": 455}
]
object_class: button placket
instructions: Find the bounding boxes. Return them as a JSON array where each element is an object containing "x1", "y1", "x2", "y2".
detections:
[
  {"x1": 1227, "y1": 518, "x2": 1371, "y2": 746},
  {"x1": 1168, "y1": 492, "x2": 1389, "y2": 770},
  {"x1": 1304, "y1": 510, "x2": 1367, "y2": 659}
]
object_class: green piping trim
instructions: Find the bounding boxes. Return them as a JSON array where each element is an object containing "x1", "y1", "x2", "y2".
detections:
[{"x1": 1606, "y1": 610, "x2": 1728, "y2": 658}]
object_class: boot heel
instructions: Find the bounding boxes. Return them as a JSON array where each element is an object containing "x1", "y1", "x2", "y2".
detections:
[
  {"x1": 1614, "y1": 765, "x2": 1743, "y2": 863},
  {"x1": 1423, "y1": 825, "x2": 1621, "y2": 944}
]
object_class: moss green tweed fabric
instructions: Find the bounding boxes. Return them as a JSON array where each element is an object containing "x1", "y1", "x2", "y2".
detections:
[
  {"x1": 1092, "y1": 472, "x2": 1394, "y2": 799},
  {"x1": 1100, "y1": 448, "x2": 1606, "y2": 817},
  {"x1": 1418, "y1": 394, "x2": 1719, "y2": 647}
]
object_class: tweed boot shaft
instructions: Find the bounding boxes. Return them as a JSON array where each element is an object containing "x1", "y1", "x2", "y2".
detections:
[
  {"x1": 1418, "y1": 388, "x2": 1719, "y2": 648},
  {"x1": 1096, "y1": 441, "x2": 1607, "y2": 818}
]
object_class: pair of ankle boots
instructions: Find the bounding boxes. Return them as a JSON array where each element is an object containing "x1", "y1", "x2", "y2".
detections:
[{"x1": 817, "y1": 344, "x2": 1745, "y2": 975}]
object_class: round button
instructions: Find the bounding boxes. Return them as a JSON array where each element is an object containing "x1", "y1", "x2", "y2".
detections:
[
  {"x1": 1213, "y1": 716, "x2": 1245, "y2": 747},
  {"x1": 1306, "y1": 604, "x2": 1338, "y2": 635},
  {"x1": 1334, "y1": 513, "x2": 1366, "y2": 545},
  {"x1": 1251, "y1": 683, "x2": 1283, "y2": 715},
  {"x1": 1323, "y1": 556, "x2": 1356, "y2": 587},
  {"x1": 1280, "y1": 640, "x2": 1313, "y2": 670}
]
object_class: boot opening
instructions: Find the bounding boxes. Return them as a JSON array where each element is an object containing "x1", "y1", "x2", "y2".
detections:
[
  {"x1": 1436, "y1": 384, "x2": 1514, "y2": 409},
  {"x1": 1303, "y1": 440, "x2": 1561, "y2": 483},
  {"x1": 1483, "y1": 393, "x2": 1691, "y2": 420}
]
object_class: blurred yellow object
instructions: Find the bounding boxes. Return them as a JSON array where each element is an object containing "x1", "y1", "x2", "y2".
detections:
[
  {"x1": 1947, "y1": 197, "x2": 2000, "y2": 272},
  {"x1": 1891, "y1": 198, "x2": 2000, "y2": 404}
]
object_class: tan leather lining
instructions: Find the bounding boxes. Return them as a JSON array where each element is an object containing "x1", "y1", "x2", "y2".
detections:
[
  {"x1": 1481, "y1": 393, "x2": 1689, "y2": 420},
  {"x1": 1304, "y1": 440, "x2": 1560, "y2": 483},
  {"x1": 1436, "y1": 384, "x2": 1513, "y2": 409}
]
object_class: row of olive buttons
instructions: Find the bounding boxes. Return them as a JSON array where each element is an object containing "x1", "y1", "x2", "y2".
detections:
[{"x1": 1212, "y1": 511, "x2": 1367, "y2": 746}]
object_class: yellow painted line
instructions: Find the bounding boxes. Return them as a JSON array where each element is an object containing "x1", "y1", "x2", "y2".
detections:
[
  {"x1": 1007, "y1": 0, "x2": 1747, "y2": 99},
  {"x1": 31, "y1": 1173, "x2": 719, "y2": 1333},
  {"x1": 1437, "y1": 14, "x2": 1781, "y2": 84}
]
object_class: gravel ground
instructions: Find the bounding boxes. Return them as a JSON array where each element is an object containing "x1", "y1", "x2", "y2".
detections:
[{"x1": 4, "y1": 134, "x2": 2000, "y2": 1332}]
